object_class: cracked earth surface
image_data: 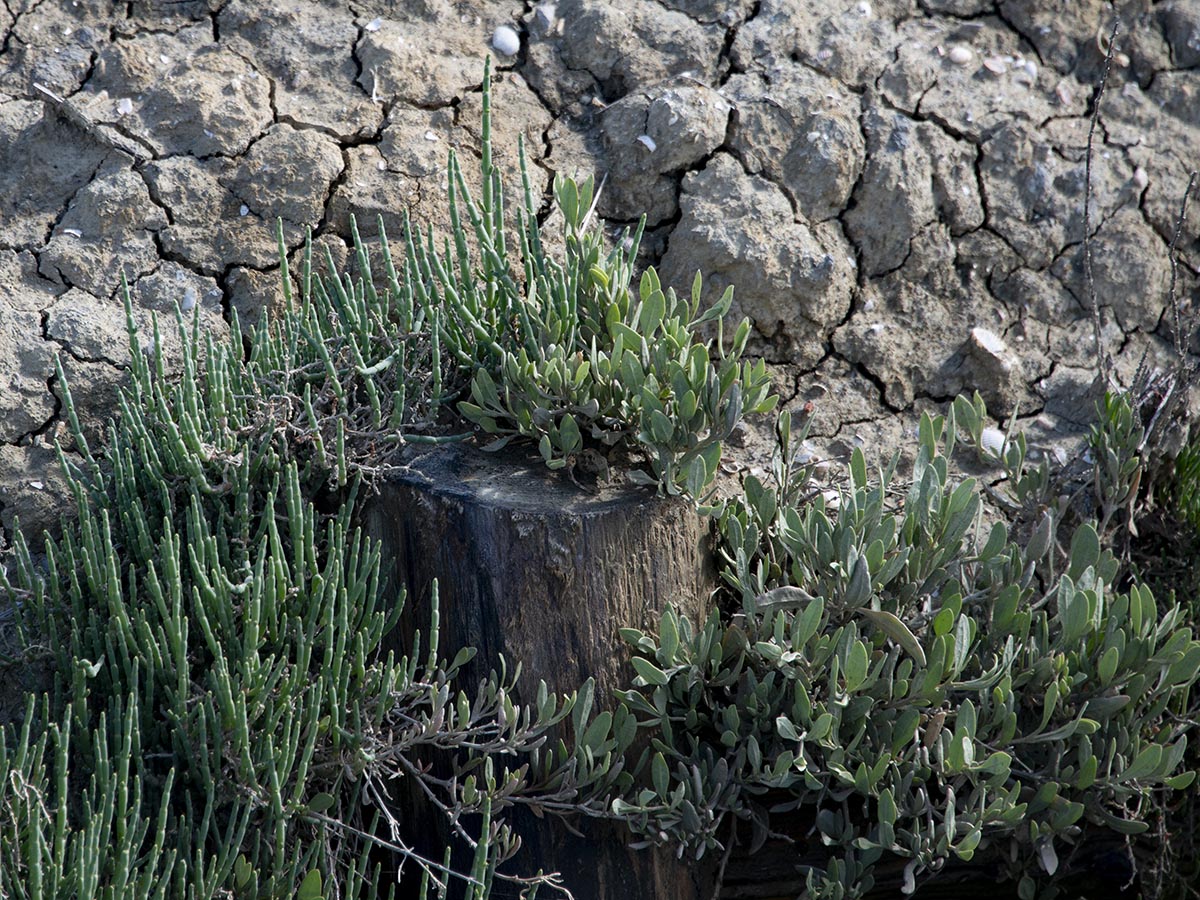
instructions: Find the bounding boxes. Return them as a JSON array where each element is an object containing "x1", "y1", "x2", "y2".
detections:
[{"x1": 0, "y1": 0, "x2": 1198, "y2": 546}]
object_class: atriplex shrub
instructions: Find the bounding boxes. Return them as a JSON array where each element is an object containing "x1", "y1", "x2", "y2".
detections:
[{"x1": 617, "y1": 395, "x2": 1200, "y2": 899}]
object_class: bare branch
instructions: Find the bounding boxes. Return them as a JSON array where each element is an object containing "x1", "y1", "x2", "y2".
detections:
[{"x1": 1084, "y1": 18, "x2": 1121, "y2": 388}]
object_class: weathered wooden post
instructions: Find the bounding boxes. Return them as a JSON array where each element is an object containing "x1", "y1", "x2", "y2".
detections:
[{"x1": 364, "y1": 443, "x2": 719, "y2": 899}]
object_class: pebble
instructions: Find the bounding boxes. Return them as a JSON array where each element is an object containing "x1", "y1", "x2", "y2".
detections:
[
  {"x1": 365, "y1": 17, "x2": 383, "y2": 32},
  {"x1": 948, "y1": 45, "x2": 973, "y2": 66},
  {"x1": 534, "y1": 3, "x2": 556, "y2": 31},
  {"x1": 492, "y1": 24, "x2": 520, "y2": 57},
  {"x1": 116, "y1": 97, "x2": 133, "y2": 115},
  {"x1": 1133, "y1": 166, "x2": 1149, "y2": 190}
]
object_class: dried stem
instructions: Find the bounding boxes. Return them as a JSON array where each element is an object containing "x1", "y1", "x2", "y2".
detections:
[{"x1": 1084, "y1": 18, "x2": 1121, "y2": 387}]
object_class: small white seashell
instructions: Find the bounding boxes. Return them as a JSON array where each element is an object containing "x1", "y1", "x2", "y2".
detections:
[
  {"x1": 1114, "y1": 52, "x2": 1130, "y2": 68},
  {"x1": 365, "y1": 17, "x2": 383, "y2": 32},
  {"x1": 29, "y1": 481, "x2": 44, "y2": 490},
  {"x1": 822, "y1": 490, "x2": 841, "y2": 509},
  {"x1": 159, "y1": 54, "x2": 171, "y2": 65},
  {"x1": 636, "y1": 134, "x2": 657, "y2": 152},
  {"x1": 970, "y1": 326, "x2": 1007, "y2": 358},
  {"x1": 817, "y1": 47, "x2": 833, "y2": 61},
  {"x1": 62, "y1": 227, "x2": 82, "y2": 237},
  {"x1": 1133, "y1": 166, "x2": 1149, "y2": 189},
  {"x1": 980, "y1": 427, "x2": 1006, "y2": 456},
  {"x1": 948, "y1": 45, "x2": 973, "y2": 66},
  {"x1": 1055, "y1": 81, "x2": 1073, "y2": 105},
  {"x1": 377, "y1": 159, "x2": 387, "y2": 171},
  {"x1": 855, "y1": 1, "x2": 871, "y2": 17},
  {"x1": 983, "y1": 56, "x2": 1008, "y2": 75},
  {"x1": 1013, "y1": 59, "x2": 1037, "y2": 84},
  {"x1": 239, "y1": 204, "x2": 249, "y2": 217},
  {"x1": 491, "y1": 24, "x2": 520, "y2": 57},
  {"x1": 424, "y1": 130, "x2": 438, "y2": 141},
  {"x1": 116, "y1": 97, "x2": 133, "y2": 115}
]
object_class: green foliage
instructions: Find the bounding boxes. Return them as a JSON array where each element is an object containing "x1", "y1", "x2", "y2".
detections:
[
  {"x1": 0, "y1": 282, "x2": 641, "y2": 897},
  {"x1": 616, "y1": 399, "x2": 1200, "y2": 899},
  {"x1": 251, "y1": 55, "x2": 772, "y2": 497},
  {"x1": 1167, "y1": 429, "x2": 1200, "y2": 533},
  {"x1": 1, "y1": 56, "x2": 771, "y2": 898},
  {"x1": 456, "y1": 174, "x2": 776, "y2": 493}
]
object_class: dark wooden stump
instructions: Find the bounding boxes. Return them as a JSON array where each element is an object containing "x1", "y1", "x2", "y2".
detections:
[{"x1": 363, "y1": 443, "x2": 719, "y2": 900}]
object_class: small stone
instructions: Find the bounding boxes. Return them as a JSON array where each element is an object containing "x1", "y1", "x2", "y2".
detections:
[
  {"x1": 492, "y1": 24, "x2": 520, "y2": 57},
  {"x1": 534, "y1": 3, "x2": 556, "y2": 31},
  {"x1": 365, "y1": 17, "x2": 383, "y2": 32},
  {"x1": 239, "y1": 204, "x2": 249, "y2": 217},
  {"x1": 1133, "y1": 166, "x2": 1149, "y2": 190},
  {"x1": 116, "y1": 97, "x2": 134, "y2": 115},
  {"x1": 948, "y1": 45, "x2": 973, "y2": 66}
]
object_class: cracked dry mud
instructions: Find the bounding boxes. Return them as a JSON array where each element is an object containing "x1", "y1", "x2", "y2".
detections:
[{"x1": 1, "y1": 0, "x2": 1198, "y2": 547}]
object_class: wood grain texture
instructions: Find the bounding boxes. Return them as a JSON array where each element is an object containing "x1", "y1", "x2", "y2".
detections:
[
  {"x1": 365, "y1": 444, "x2": 716, "y2": 704},
  {"x1": 363, "y1": 444, "x2": 719, "y2": 900}
]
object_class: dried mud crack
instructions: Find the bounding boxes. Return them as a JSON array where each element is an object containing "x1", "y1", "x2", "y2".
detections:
[{"x1": 0, "y1": 0, "x2": 1197, "y2": 550}]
